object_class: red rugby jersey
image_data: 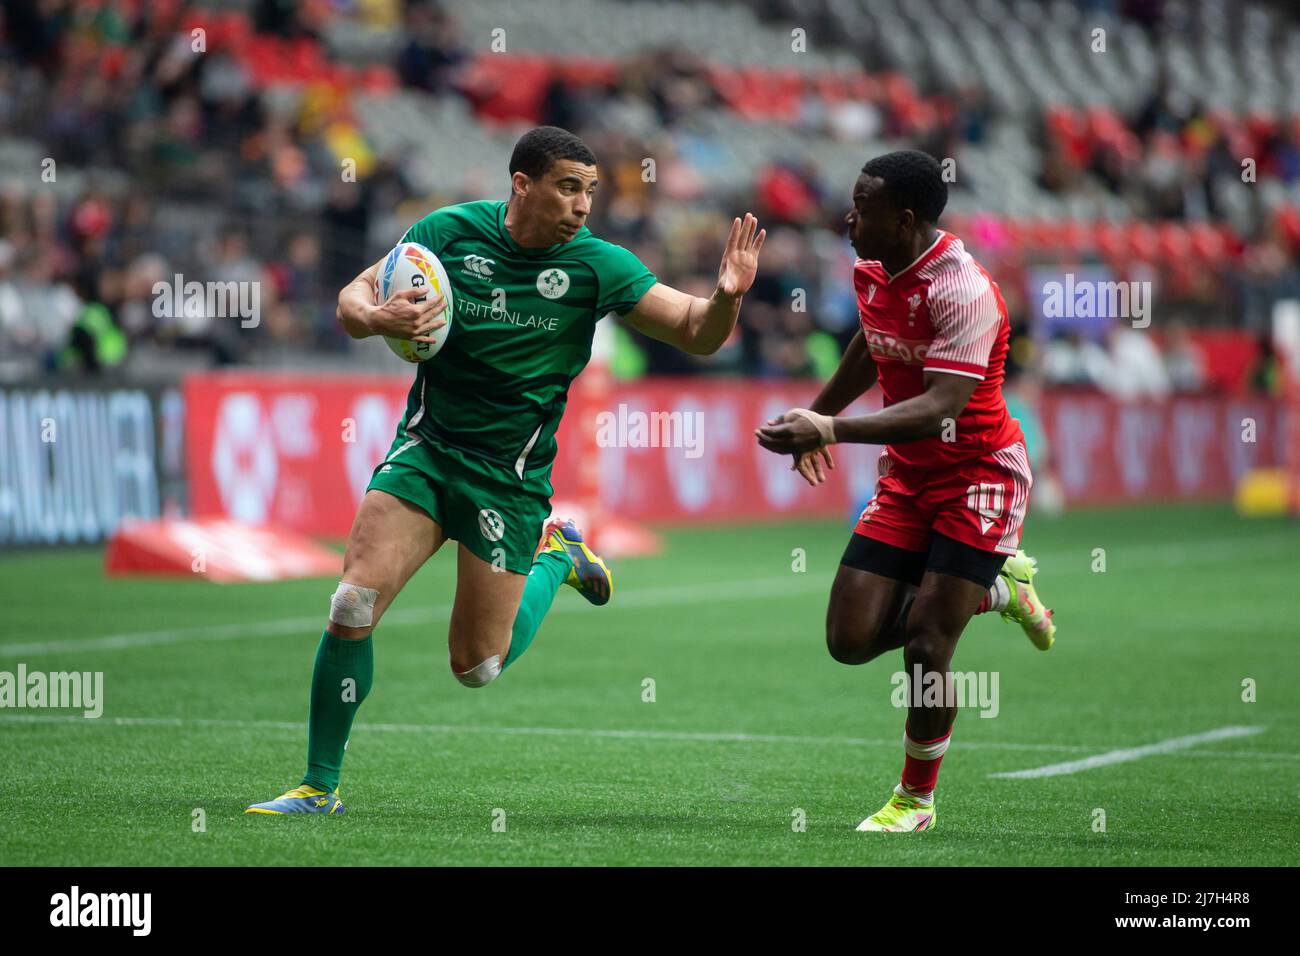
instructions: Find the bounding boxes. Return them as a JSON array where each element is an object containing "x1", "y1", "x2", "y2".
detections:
[{"x1": 854, "y1": 229, "x2": 1023, "y2": 469}]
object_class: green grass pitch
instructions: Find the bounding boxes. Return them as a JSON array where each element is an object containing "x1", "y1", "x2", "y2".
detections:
[{"x1": 1, "y1": 503, "x2": 1297, "y2": 866}]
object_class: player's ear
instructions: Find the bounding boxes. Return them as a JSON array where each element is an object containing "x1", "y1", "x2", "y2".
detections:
[{"x1": 511, "y1": 171, "x2": 531, "y2": 200}]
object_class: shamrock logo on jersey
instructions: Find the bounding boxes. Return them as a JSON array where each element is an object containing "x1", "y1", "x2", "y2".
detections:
[
  {"x1": 536, "y1": 268, "x2": 570, "y2": 300},
  {"x1": 478, "y1": 508, "x2": 506, "y2": 542}
]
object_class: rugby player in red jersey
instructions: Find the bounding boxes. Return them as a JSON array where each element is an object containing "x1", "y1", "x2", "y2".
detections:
[{"x1": 756, "y1": 150, "x2": 1056, "y2": 832}]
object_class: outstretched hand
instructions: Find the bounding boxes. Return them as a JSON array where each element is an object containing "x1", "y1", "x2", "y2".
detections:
[{"x1": 717, "y1": 213, "x2": 766, "y2": 298}]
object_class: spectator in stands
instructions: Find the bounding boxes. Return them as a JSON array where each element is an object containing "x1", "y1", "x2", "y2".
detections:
[
  {"x1": 0, "y1": 239, "x2": 28, "y2": 361},
  {"x1": 116, "y1": 253, "x2": 168, "y2": 345},
  {"x1": 1242, "y1": 214, "x2": 1300, "y2": 332},
  {"x1": 1043, "y1": 330, "x2": 1105, "y2": 388},
  {"x1": 1139, "y1": 130, "x2": 1189, "y2": 220},
  {"x1": 396, "y1": 1, "x2": 468, "y2": 95},
  {"x1": 756, "y1": 162, "x2": 823, "y2": 227},
  {"x1": 0, "y1": 0, "x2": 1295, "y2": 386},
  {"x1": 253, "y1": 0, "x2": 319, "y2": 39},
  {"x1": 1248, "y1": 331, "x2": 1284, "y2": 396},
  {"x1": 1163, "y1": 319, "x2": 1207, "y2": 393},
  {"x1": 60, "y1": 269, "x2": 126, "y2": 374},
  {"x1": 1099, "y1": 325, "x2": 1172, "y2": 400},
  {"x1": 269, "y1": 230, "x2": 336, "y2": 349}
]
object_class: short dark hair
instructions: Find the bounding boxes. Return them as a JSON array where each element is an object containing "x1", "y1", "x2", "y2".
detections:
[
  {"x1": 861, "y1": 149, "x2": 947, "y2": 223},
  {"x1": 509, "y1": 126, "x2": 597, "y2": 180}
]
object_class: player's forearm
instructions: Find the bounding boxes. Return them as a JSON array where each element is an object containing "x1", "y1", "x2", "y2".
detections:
[
  {"x1": 831, "y1": 392, "x2": 951, "y2": 446},
  {"x1": 810, "y1": 331, "x2": 876, "y2": 415},
  {"x1": 337, "y1": 274, "x2": 379, "y2": 339},
  {"x1": 682, "y1": 289, "x2": 742, "y2": 355}
]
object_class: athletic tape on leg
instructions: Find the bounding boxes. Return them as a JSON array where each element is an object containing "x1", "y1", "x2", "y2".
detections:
[
  {"x1": 903, "y1": 730, "x2": 951, "y2": 760},
  {"x1": 329, "y1": 582, "x2": 379, "y2": 628},
  {"x1": 454, "y1": 655, "x2": 502, "y2": 688}
]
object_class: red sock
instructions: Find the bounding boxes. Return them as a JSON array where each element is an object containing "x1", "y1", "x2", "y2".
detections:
[{"x1": 900, "y1": 727, "x2": 951, "y2": 797}]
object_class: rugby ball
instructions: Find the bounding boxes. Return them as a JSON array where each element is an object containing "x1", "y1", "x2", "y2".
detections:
[{"x1": 375, "y1": 241, "x2": 453, "y2": 362}]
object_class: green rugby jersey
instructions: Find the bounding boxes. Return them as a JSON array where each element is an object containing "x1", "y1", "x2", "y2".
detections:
[{"x1": 397, "y1": 200, "x2": 656, "y2": 479}]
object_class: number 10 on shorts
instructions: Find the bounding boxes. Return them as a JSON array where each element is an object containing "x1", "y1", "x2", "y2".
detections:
[{"x1": 966, "y1": 482, "x2": 1004, "y2": 533}]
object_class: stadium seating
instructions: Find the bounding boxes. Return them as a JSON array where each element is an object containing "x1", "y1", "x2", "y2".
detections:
[{"x1": 0, "y1": 0, "x2": 1296, "y2": 386}]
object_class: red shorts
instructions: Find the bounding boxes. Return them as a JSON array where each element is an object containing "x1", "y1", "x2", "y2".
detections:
[{"x1": 854, "y1": 442, "x2": 1033, "y2": 556}]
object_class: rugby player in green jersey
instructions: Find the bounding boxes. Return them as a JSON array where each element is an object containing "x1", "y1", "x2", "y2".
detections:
[{"x1": 247, "y1": 126, "x2": 766, "y2": 814}]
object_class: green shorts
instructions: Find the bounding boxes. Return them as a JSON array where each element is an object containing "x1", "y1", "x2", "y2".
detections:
[{"x1": 367, "y1": 423, "x2": 553, "y2": 574}]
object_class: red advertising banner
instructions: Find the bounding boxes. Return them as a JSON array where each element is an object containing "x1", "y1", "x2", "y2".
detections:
[
  {"x1": 182, "y1": 371, "x2": 884, "y2": 536},
  {"x1": 1037, "y1": 392, "x2": 1286, "y2": 505},
  {"x1": 183, "y1": 371, "x2": 1287, "y2": 538},
  {"x1": 184, "y1": 372, "x2": 409, "y2": 538},
  {"x1": 554, "y1": 378, "x2": 885, "y2": 523}
]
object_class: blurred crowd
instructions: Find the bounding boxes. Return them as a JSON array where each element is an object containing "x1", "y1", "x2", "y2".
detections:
[{"x1": 0, "y1": 0, "x2": 1296, "y2": 397}]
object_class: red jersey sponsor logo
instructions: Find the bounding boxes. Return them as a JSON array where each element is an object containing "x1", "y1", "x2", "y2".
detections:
[{"x1": 864, "y1": 326, "x2": 931, "y2": 365}]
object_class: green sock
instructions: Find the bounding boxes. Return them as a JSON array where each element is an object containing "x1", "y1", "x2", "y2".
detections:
[
  {"x1": 302, "y1": 631, "x2": 373, "y2": 792},
  {"x1": 502, "y1": 551, "x2": 571, "y2": 671}
]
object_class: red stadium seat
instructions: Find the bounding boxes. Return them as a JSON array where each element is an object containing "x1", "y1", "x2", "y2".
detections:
[
  {"x1": 998, "y1": 218, "x2": 1026, "y2": 252},
  {"x1": 356, "y1": 64, "x2": 398, "y2": 94},
  {"x1": 881, "y1": 72, "x2": 922, "y2": 118},
  {"x1": 463, "y1": 55, "x2": 551, "y2": 123},
  {"x1": 734, "y1": 69, "x2": 802, "y2": 122},
  {"x1": 1218, "y1": 224, "x2": 1245, "y2": 259},
  {"x1": 1093, "y1": 220, "x2": 1126, "y2": 263},
  {"x1": 1026, "y1": 219, "x2": 1061, "y2": 255},
  {"x1": 819, "y1": 69, "x2": 877, "y2": 105},
  {"x1": 556, "y1": 58, "x2": 621, "y2": 88},
  {"x1": 842, "y1": 71, "x2": 878, "y2": 103},
  {"x1": 1045, "y1": 106, "x2": 1090, "y2": 167},
  {"x1": 1124, "y1": 222, "x2": 1160, "y2": 262},
  {"x1": 1059, "y1": 219, "x2": 1093, "y2": 258},
  {"x1": 1188, "y1": 222, "x2": 1226, "y2": 264},
  {"x1": 1276, "y1": 205, "x2": 1300, "y2": 254},
  {"x1": 1157, "y1": 222, "x2": 1191, "y2": 261}
]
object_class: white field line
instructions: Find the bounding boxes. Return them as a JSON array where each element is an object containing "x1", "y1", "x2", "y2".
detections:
[
  {"x1": 3, "y1": 531, "x2": 1296, "y2": 659},
  {"x1": 0, "y1": 575, "x2": 824, "y2": 658},
  {"x1": 0, "y1": 715, "x2": 1292, "y2": 766},
  {"x1": 988, "y1": 726, "x2": 1268, "y2": 779}
]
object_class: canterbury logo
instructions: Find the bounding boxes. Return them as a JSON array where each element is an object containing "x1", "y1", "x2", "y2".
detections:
[{"x1": 463, "y1": 255, "x2": 495, "y2": 278}]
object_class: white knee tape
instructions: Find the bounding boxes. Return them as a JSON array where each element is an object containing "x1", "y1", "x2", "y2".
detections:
[
  {"x1": 330, "y1": 582, "x2": 379, "y2": 629},
  {"x1": 454, "y1": 655, "x2": 502, "y2": 688}
]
